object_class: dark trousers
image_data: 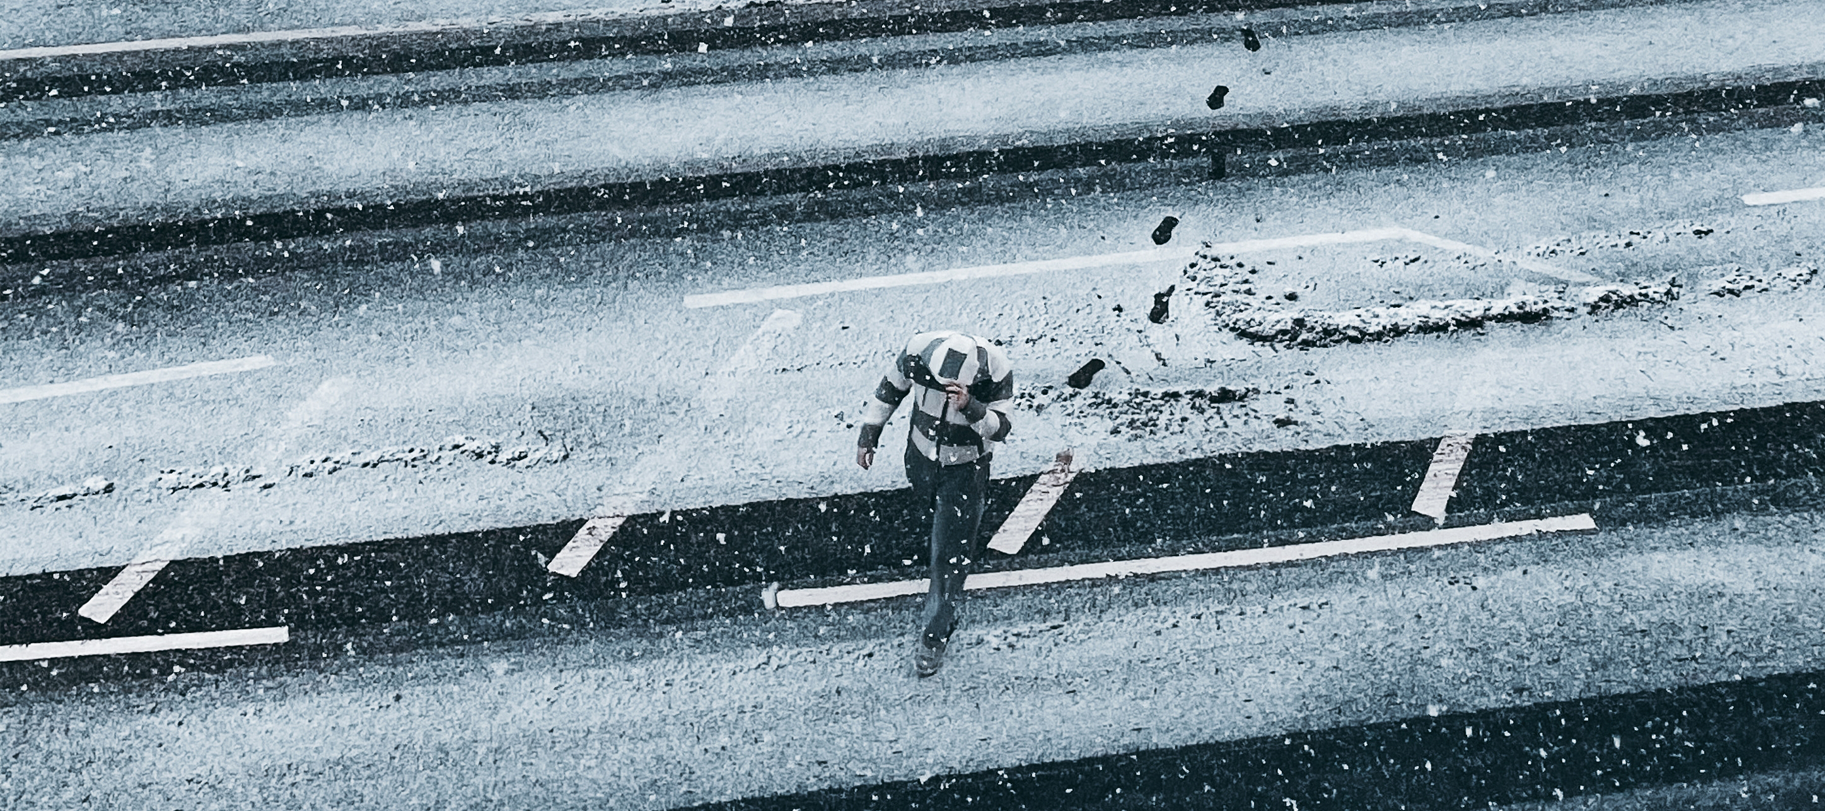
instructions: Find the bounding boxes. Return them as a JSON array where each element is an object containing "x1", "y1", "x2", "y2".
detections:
[{"x1": 905, "y1": 446, "x2": 991, "y2": 648}]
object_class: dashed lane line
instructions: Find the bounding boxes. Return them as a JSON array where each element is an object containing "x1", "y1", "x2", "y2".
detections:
[
  {"x1": 774, "y1": 514, "x2": 1596, "y2": 608},
  {"x1": 0, "y1": 627, "x2": 290, "y2": 662},
  {"x1": 684, "y1": 244, "x2": 1199, "y2": 308},
  {"x1": 0, "y1": 355, "x2": 276, "y2": 405},
  {"x1": 1742, "y1": 186, "x2": 1825, "y2": 206},
  {"x1": 985, "y1": 448, "x2": 1082, "y2": 555},
  {"x1": 78, "y1": 377, "x2": 351, "y2": 624},
  {"x1": 683, "y1": 229, "x2": 1414, "y2": 308},
  {"x1": 548, "y1": 309, "x2": 802, "y2": 577},
  {"x1": 1411, "y1": 432, "x2": 1476, "y2": 522},
  {"x1": 684, "y1": 227, "x2": 1593, "y2": 307}
]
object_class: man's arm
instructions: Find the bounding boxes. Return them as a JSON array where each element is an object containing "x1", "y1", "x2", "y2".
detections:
[
  {"x1": 856, "y1": 350, "x2": 913, "y2": 468},
  {"x1": 956, "y1": 377, "x2": 1012, "y2": 443},
  {"x1": 959, "y1": 351, "x2": 1013, "y2": 442}
]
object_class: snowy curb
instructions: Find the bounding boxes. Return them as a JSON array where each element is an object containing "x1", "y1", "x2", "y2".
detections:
[
  {"x1": 126, "y1": 434, "x2": 573, "y2": 497},
  {"x1": 15, "y1": 476, "x2": 114, "y2": 509},
  {"x1": 1181, "y1": 244, "x2": 1819, "y2": 349},
  {"x1": 286, "y1": 435, "x2": 570, "y2": 480}
]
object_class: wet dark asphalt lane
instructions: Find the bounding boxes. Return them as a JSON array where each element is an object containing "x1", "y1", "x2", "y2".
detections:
[
  {"x1": 685, "y1": 668, "x2": 1825, "y2": 810},
  {"x1": 3, "y1": 395, "x2": 1824, "y2": 691}
]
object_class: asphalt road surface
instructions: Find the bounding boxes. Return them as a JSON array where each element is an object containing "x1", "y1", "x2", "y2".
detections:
[{"x1": 4, "y1": 0, "x2": 1825, "y2": 807}]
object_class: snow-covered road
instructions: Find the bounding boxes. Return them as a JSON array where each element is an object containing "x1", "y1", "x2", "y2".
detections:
[
  {"x1": 3, "y1": 120, "x2": 1822, "y2": 576},
  {"x1": 4, "y1": 0, "x2": 1825, "y2": 805}
]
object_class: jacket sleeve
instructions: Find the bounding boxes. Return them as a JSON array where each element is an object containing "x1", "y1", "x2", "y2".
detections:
[
  {"x1": 959, "y1": 363, "x2": 1013, "y2": 443},
  {"x1": 858, "y1": 350, "x2": 912, "y2": 449}
]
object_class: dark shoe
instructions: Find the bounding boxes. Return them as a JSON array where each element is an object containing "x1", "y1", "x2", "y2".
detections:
[{"x1": 914, "y1": 639, "x2": 946, "y2": 678}]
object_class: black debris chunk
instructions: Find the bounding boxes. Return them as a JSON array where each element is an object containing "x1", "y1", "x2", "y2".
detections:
[
  {"x1": 1242, "y1": 27, "x2": 1261, "y2": 52},
  {"x1": 1066, "y1": 359, "x2": 1106, "y2": 389},
  {"x1": 1149, "y1": 285, "x2": 1176, "y2": 323},
  {"x1": 1151, "y1": 216, "x2": 1179, "y2": 245},
  {"x1": 1206, "y1": 85, "x2": 1229, "y2": 110}
]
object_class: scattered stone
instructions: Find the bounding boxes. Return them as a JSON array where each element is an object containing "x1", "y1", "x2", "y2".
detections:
[
  {"x1": 1206, "y1": 85, "x2": 1229, "y2": 110},
  {"x1": 1148, "y1": 285, "x2": 1175, "y2": 323},
  {"x1": 1703, "y1": 263, "x2": 1818, "y2": 297},
  {"x1": 1273, "y1": 416, "x2": 1299, "y2": 428},
  {"x1": 1151, "y1": 216, "x2": 1180, "y2": 245},
  {"x1": 1524, "y1": 223, "x2": 1723, "y2": 259},
  {"x1": 1241, "y1": 27, "x2": 1261, "y2": 52},
  {"x1": 1066, "y1": 359, "x2": 1106, "y2": 389},
  {"x1": 1014, "y1": 385, "x2": 1258, "y2": 434}
]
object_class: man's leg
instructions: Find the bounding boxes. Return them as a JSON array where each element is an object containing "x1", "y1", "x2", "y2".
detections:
[{"x1": 920, "y1": 456, "x2": 990, "y2": 649}]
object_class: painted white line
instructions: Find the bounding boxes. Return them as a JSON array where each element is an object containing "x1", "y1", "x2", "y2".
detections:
[
  {"x1": 78, "y1": 378, "x2": 352, "y2": 624},
  {"x1": 75, "y1": 560, "x2": 171, "y2": 624},
  {"x1": 0, "y1": 626, "x2": 289, "y2": 663},
  {"x1": 684, "y1": 228, "x2": 1413, "y2": 308},
  {"x1": 1411, "y1": 432, "x2": 1477, "y2": 522},
  {"x1": 547, "y1": 497, "x2": 646, "y2": 579},
  {"x1": 549, "y1": 309, "x2": 802, "y2": 577},
  {"x1": 0, "y1": 355, "x2": 276, "y2": 405},
  {"x1": 1394, "y1": 229, "x2": 1600, "y2": 283},
  {"x1": 776, "y1": 514, "x2": 1595, "y2": 608},
  {"x1": 986, "y1": 448, "x2": 1082, "y2": 555},
  {"x1": 1742, "y1": 187, "x2": 1825, "y2": 206},
  {"x1": 685, "y1": 226, "x2": 1607, "y2": 307}
]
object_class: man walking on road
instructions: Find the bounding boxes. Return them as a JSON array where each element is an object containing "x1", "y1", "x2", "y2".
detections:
[{"x1": 857, "y1": 330, "x2": 1014, "y2": 677}]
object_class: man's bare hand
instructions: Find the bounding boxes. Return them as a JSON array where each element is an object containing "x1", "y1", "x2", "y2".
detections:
[
  {"x1": 944, "y1": 381, "x2": 971, "y2": 409},
  {"x1": 856, "y1": 447, "x2": 875, "y2": 470}
]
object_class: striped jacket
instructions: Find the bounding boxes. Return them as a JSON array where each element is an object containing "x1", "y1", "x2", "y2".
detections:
[{"x1": 858, "y1": 331, "x2": 1014, "y2": 466}]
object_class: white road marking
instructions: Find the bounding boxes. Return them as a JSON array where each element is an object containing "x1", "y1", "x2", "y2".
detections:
[
  {"x1": 0, "y1": 355, "x2": 276, "y2": 405},
  {"x1": 78, "y1": 378, "x2": 352, "y2": 624},
  {"x1": 684, "y1": 229, "x2": 1415, "y2": 308},
  {"x1": 75, "y1": 560, "x2": 172, "y2": 625},
  {"x1": 775, "y1": 514, "x2": 1595, "y2": 607},
  {"x1": 0, "y1": 626, "x2": 289, "y2": 662},
  {"x1": 549, "y1": 309, "x2": 802, "y2": 577},
  {"x1": 986, "y1": 448, "x2": 1082, "y2": 555},
  {"x1": 1411, "y1": 432, "x2": 1477, "y2": 522},
  {"x1": 685, "y1": 226, "x2": 1600, "y2": 307},
  {"x1": 1742, "y1": 187, "x2": 1825, "y2": 206},
  {"x1": 1394, "y1": 229, "x2": 1600, "y2": 283}
]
